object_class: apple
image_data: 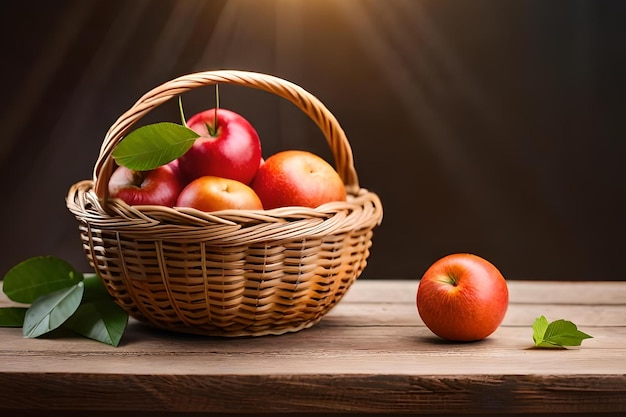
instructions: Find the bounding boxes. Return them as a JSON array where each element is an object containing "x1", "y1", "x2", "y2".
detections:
[
  {"x1": 178, "y1": 108, "x2": 262, "y2": 185},
  {"x1": 108, "y1": 161, "x2": 184, "y2": 207},
  {"x1": 175, "y1": 175, "x2": 263, "y2": 212},
  {"x1": 251, "y1": 150, "x2": 346, "y2": 209},
  {"x1": 416, "y1": 253, "x2": 509, "y2": 342}
]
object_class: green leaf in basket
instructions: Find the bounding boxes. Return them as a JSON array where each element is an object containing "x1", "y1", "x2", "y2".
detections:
[
  {"x1": 23, "y1": 282, "x2": 85, "y2": 338},
  {"x1": 0, "y1": 307, "x2": 28, "y2": 327},
  {"x1": 63, "y1": 274, "x2": 128, "y2": 347},
  {"x1": 2, "y1": 255, "x2": 83, "y2": 303},
  {"x1": 112, "y1": 122, "x2": 199, "y2": 170}
]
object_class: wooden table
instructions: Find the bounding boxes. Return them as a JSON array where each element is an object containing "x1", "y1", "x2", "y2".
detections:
[{"x1": 1, "y1": 279, "x2": 625, "y2": 416}]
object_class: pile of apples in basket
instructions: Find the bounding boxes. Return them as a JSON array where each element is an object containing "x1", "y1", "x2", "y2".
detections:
[{"x1": 109, "y1": 103, "x2": 347, "y2": 212}]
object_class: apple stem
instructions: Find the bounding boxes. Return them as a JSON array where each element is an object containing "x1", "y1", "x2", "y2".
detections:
[
  {"x1": 178, "y1": 96, "x2": 188, "y2": 127},
  {"x1": 131, "y1": 169, "x2": 147, "y2": 187},
  {"x1": 211, "y1": 84, "x2": 220, "y2": 136},
  {"x1": 448, "y1": 274, "x2": 459, "y2": 286},
  {"x1": 215, "y1": 83, "x2": 220, "y2": 111},
  {"x1": 438, "y1": 273, "x2": 458, "y2": 287},
  {"x1": 203, "y1": 84, "x2": 221, "y2": 137}
]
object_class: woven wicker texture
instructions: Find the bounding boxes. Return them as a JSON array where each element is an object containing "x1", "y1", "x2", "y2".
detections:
[{"x1": 67, "y1": 70, "x2": 383, "y2": 336}]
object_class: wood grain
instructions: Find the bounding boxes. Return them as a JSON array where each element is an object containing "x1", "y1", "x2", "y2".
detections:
[{"x1": 1, "y1": 280, "x2": 625, "y2": 415}]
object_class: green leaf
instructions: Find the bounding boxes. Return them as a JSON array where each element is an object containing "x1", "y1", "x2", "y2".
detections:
[
  {"x1": 532, "y1": 315, "x2": 549, "y2": 346},
  {"x1": 543, "y1": 319, "x2": 593, "y2": 346},
  {"x1": 23, "y1": 282, "x2": 85, "y2": 338},
  {"x1": 0, "y1": 307, "x2": 28, "y2": 327},
  {"x1": 112, "y1": 122, "x2": 199, "y2": 170},
  {"x1": 3, "y1": 256, "x2": 83, "y2": 303},
  {"x1": 532, "y1": 316, "x2": 593, "y2": 348},
  {"x1": 63, "y1": 275, "x2": 128, "y2": 347}
]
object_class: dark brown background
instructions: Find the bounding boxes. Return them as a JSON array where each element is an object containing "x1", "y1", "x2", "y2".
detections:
[{"x1": 1, "y1": 0, "x2": 624, "y2": 281}]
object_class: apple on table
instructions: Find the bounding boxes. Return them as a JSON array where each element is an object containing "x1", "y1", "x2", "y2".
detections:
[{"x1": 416, "y1": 253, "x2": 509, "y2": 342}]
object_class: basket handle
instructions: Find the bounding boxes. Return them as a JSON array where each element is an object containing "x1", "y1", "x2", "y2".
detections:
[{"x1": 93, "y1": 70, "x2": 360, "y2": 203}]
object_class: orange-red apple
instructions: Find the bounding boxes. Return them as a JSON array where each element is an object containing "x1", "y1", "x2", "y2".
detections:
[
  {"x1": 175, "y1": 176, "x2": 263, "y2": 212},
  {"x1": 416, "y1": 253, "x2": 509, "y2": 342},
  {"x1": 250, "y1": 150, "x2": 346, "y2": 209}
]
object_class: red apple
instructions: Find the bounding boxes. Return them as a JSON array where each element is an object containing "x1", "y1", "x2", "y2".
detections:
[
  {"x1": 416, "y1": 253, "x2": 509, "y2": 342},
  {"x1": 108, "y1": 161, "x2": 184, "y2": 207},
  {"x1": 175, "y1": 176, "x2": 263, "y2": 212},
  {"x1": 178, "y1": 108, "x2": 262, "y2": 185},
  {"x1": 250, "y1": 150, "x2": 346, "y2": 209}
]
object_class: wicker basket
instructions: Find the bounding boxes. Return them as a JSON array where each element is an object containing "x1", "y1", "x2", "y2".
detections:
[{"x1": 66, "y1": 70, "x2": 383, "y2": 337}]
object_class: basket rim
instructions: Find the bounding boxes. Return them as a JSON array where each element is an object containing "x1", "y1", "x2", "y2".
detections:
[{"x1": 67, "y1": 178, "x2": 383, "y2": 244}]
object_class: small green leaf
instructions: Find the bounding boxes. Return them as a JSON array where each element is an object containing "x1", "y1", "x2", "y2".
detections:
[
  {"x1": 0, "y1": 307, "x2": 28, "y2": 327},
  {"x1": 63, "y1": 275, "x2": 128, "y2": 347},
  {"x1": 532, "y1": 316, "x2": 593, "y2": 348},
  {"x1": 112, "y1": 122, "x2": 199, "y2": 170},
  {"x1": 23, "y1": 282, "x2": 85, "y2": 338},
  {"x1": 532, "y1": 315, "x2": 549, "y2": 346},
  {"x1": 3, "y1": 256, "x2": 83, "y2": 303},
  {"x1": 543, "y1": 319, "x2": 593, "y2": 346}
]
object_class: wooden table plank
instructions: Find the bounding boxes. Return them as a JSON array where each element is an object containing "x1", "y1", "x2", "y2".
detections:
[
  {"x1": 1, "y1": 280, "x2": 625, "y2": 416},
  {"x1": 1, "y1": 325, "x2": 625, "y2": 374}
]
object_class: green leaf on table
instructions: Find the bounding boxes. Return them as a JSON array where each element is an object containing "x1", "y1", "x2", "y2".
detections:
[
  {"x1": 2, "y1": 256, "x2": 83, "y2": 303},
  {"x1": 63, "y1": 275, "x2": 128, "y2": 347},
  {"x1": 0, "y1": 307, "x2": 28, "y2": 327},
  {"x1": 112, "y1": 122, "x2": 199, "y2": 170},
  {"x1": 23, "y1": 282, "x2": 85, "y2": 338},
  {"x1": 532, "y1": 315, "x2": 550, "y2": 346},
  {"x1": 532, "y1": 315, "x2": 593, "y2": 348}
]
